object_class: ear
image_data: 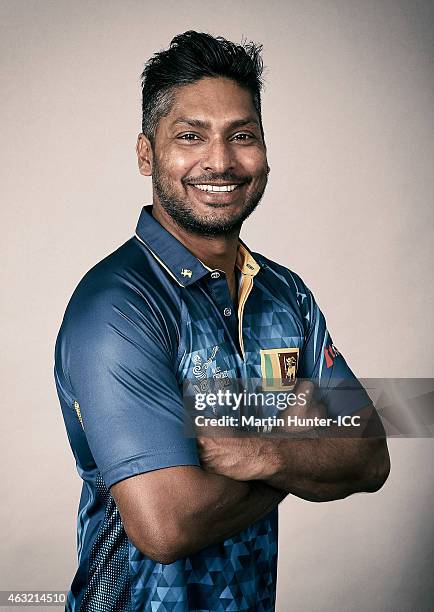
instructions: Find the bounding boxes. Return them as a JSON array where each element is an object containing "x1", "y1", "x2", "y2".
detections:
[{"x1": 136, "y1": 133, "x2": 153, "y2": 176}]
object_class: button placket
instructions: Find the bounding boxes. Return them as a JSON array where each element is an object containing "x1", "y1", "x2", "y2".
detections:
[{"x1": 206, "y1": 272, "x2": 238, "y2": 347}]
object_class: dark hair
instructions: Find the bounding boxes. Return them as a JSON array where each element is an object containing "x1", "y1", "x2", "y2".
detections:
[{"x1": 140, "y1": 30, "x2": 265, "y2": 145}]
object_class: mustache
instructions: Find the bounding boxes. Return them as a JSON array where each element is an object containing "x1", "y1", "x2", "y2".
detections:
[{"x1": 182, "y1": 172, "x2": 252, "y2": 185}]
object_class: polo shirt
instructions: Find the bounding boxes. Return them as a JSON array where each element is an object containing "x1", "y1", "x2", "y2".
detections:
[{"x1": 54, "y1": 205, "x2": 371, "y2": 612}]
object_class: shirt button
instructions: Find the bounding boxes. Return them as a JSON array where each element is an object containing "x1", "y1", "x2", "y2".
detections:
[
  {"x1": 211, "y1": 271, "x2": 220, "y2": 279},
  {"x1": 223, "y1": 307, "x2": 232, "y2": 317}
]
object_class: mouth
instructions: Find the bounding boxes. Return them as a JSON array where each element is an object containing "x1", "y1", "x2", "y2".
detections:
[
  {"x1": 187, "y1": 182, "x2": 244, "y2": 193},
  {"x1": 187, "y1": 183, "x2": 247, "y2": 206}
]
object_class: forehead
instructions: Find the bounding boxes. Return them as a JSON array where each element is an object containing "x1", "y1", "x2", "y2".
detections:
[{"x1": 164, "y1": 77, "x2": 258, "y2": 126}]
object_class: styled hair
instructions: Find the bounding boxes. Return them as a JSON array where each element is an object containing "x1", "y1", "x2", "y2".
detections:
[{"x1": 140, "y1": 30, "x2": 265, "y2": 145}]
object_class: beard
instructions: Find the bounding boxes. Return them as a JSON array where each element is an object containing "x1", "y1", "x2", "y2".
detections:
[{"x1": 152, "y1": 160, "x2": 268, "y2": 237}]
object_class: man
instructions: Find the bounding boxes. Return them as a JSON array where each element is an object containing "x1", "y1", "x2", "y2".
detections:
[{"x1": 54, "y1": 31, "x2": 390, "y2": 612}]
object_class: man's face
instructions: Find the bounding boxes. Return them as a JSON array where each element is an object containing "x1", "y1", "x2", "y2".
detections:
[{"x1": 142, "y1": 77, "x2": 269, "y2": 236}]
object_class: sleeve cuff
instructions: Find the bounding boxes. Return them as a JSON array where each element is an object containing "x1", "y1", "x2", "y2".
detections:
[{"x1": 102, "y1": 443, "x2": 200, "y2": 489}]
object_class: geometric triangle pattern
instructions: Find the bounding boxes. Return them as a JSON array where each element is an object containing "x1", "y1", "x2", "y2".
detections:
[
  {"x1": 130, "y1": 507, "x2": 278, "y2": 611},
  {"x1": 67, "y1": 474, "x2": 279, "y2": 611}
]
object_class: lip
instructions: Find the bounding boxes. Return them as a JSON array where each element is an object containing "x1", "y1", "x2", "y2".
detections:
[{"x1": 186, "y1": 183, "x2": 246, "y2": 204}]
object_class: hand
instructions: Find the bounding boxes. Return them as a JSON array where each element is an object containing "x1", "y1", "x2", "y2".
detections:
[
  {"x1": 279, "y1": 379, "x2": 327, "y2": 432},
  {"x1": 197, "y1": 380, "x2": 327, "y2": 481},
  {"x1": 197, "y1": 433, "x2": 275, "y2": 481}
]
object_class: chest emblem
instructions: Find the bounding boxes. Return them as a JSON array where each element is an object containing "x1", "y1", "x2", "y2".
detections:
[
  {"x1": 190, "y1": 345, "x2": 231, "y2": 395},
  {"x1": 192, "y1": 345, "x2": 220, "y2": 380},
  {"x1": 260, "y1": 347, "x2": 299, "y2": 391}
]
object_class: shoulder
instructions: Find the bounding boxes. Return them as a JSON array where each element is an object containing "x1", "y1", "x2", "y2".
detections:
[
  {"x1": 252, "y1": 250, "x2": 314, "y2": 306},
  {"x1": 57, "y1": 237, "x2": 181, "y2": 356}
]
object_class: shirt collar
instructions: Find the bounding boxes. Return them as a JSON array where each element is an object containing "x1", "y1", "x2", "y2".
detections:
[{"x1": 135, "y1": 205, "x2": 261, "y2": 286}]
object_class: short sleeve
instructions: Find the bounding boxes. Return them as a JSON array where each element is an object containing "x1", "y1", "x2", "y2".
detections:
[
  {"x1": 295, "y1": 278, "x2": 372, "y2": 418},
  {"x1": 57, "y1": 281, "x2": 200, "y2": 489}
]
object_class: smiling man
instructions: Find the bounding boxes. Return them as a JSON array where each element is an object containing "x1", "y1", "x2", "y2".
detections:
[{"x1": 54, "y1": 31, "x2": 390, "y2": 612}]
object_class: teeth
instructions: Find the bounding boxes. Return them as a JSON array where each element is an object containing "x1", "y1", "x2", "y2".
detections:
[{"x1": 193, "y1": 184, "x2": 239, "y2": 192}]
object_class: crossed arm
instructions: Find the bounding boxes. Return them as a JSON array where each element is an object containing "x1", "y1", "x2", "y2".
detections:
[
  {"x1": 111, "y1": 467, "x2": 284, "y2": 564},
  {"x1": 111, "y1": 381, "x2": 390, "y2": 564},
  {"x1": 197, "y1": 381, "x2": 390, "y2": 502}
]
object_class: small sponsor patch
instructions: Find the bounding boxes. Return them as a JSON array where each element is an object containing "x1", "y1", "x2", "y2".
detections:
[
  {"x1": 324, "y1": 343, "x2": 340, "y2": 368},
  {"x1": 260, "y1": 347, "x2": 299, "y2": 390}
]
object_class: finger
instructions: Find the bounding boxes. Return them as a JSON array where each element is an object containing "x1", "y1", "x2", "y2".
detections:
[
  {"x1": 294, "y1": 379, "x2": 315, "y2": 404},
  {"x1": 197, "y1": 436, "x2": 217, "y2": 446}
]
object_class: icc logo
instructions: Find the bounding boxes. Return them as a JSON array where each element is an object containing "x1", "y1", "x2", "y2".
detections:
[{"x1": 181, "y1": 268, "x2": 192, "y2": 278}]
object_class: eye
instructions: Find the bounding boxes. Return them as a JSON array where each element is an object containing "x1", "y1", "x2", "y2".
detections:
[
  {"x1": 178, "y1": 133, "x2": 201, "y2": 141},
  {"x1": 232, "y1": 132, "x2": 255, "y2": 142}
]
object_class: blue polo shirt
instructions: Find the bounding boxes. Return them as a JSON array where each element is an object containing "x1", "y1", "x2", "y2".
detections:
[{"x1": 54, "y1": 205, "x2": 370, "y2": 611}]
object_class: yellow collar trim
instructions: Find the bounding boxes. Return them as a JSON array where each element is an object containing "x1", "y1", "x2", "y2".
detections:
[
  {"x1": 193, "y1": 242, "x2": 261, "y2": 277},
  {"x1": 236, "y1": 242, "x2": 261, "y2": 277}
]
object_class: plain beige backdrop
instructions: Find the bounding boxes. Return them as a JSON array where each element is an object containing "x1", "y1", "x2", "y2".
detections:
[{"x1": 1, "y1": 1, "x2": 433, "y2": 610}]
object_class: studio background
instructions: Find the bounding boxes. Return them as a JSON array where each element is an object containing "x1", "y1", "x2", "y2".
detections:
[{"x1": 1, "y1": 1, "x2": 433, "y2": 610}]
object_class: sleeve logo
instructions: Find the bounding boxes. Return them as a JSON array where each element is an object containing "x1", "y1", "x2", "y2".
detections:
[{"x1": 73, "y1": 400, "x2": 84, "y2": 429}]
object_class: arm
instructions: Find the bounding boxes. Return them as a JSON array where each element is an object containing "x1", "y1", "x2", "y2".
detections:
[
  {"x1": 251, "y1": 406, "x2": 390, "y2": 501},
  {"x1": 198, "y1": 384, "x2": 390, "y2": 502},
  {"x1": 258, "y1": 274, "x2": 390, "y2": 500},
  {"x1": 111, "y1": 465, "x2": 284, "y2": 565}
]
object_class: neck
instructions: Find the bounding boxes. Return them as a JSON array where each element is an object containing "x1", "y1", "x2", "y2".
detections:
[{"x1": 151, "y1": 203, "x2": 240, "y2": 278}]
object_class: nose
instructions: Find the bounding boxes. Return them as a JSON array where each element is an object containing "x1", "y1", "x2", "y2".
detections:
[{"x1": 200, "y1": 138, "x2": 235, "y2": 174}]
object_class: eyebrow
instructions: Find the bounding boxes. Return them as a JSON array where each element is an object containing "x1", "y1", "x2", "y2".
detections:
[{"x1": 171, "y1": 117, "x2": 260, "y2": 130}]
